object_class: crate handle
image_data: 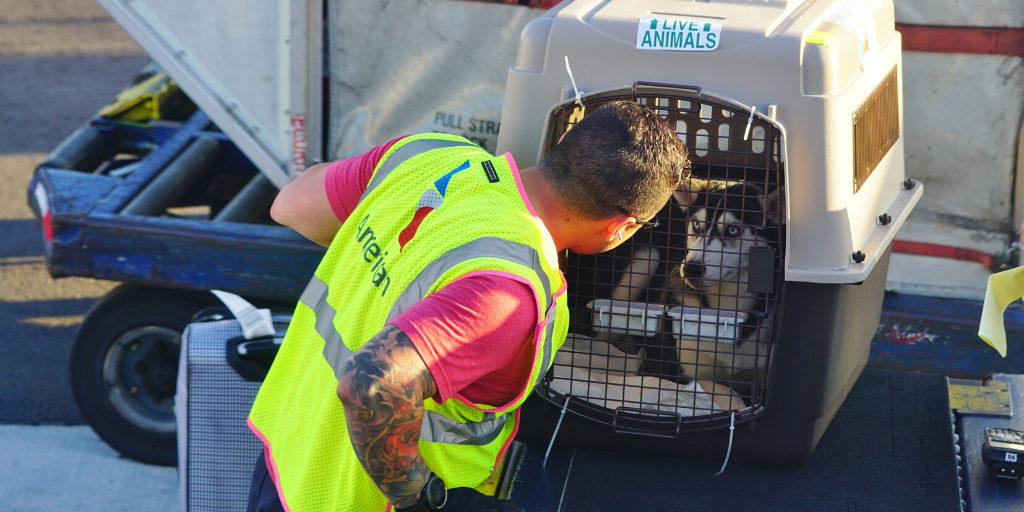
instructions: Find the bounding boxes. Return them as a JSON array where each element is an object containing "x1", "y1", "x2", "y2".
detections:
[
  {"x1": 631, "y1": 81, "x2": 702, "y2": 113},
  {"x1": 612, "y1": 405, "x2": 683, "y2": 438}
]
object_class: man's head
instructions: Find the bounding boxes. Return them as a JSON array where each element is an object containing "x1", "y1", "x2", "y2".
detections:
[{"x1": 539, "y1": 101, "x2": 691, "y2": 252}]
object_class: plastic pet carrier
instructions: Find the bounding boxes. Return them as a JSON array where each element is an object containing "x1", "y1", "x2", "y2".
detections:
[{"x1": 497, "y1": 0, "x2": 923, "y2": 465}]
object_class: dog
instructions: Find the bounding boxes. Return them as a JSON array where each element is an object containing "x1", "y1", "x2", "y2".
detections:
[
  {"x1": 560, "y1": 182, "x2": 781, "y2": 411},
  {"x1": 667, "y1": 180, "x2": 783, "y2": 384}
]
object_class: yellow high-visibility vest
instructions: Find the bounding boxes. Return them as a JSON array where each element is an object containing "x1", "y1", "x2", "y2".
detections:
[{"x1": 248, "y1": 133, "x2": 568, "y2": 512}]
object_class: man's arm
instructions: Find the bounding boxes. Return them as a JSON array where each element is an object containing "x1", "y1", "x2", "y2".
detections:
[
  {"x1": 336, "y1": 324, "x2": 437, "y2": 509},
  {"x1": 271, "y1": 137, "x2": 405, "y2": 247},
  {"x1": 270, "y1": 162, "x2": 341, "y2": 247}
]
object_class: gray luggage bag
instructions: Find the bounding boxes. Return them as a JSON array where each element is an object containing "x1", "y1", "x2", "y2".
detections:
[{"x1": 176, "y1": 307, "x2": 290, "y2": 512}]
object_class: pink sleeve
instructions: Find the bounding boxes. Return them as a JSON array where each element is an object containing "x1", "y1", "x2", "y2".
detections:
[
  {"x1": 323, "y1": 136, "x2": 408, "y2": 222},
  {"x1": 390, "y1": 274, "x2": 539, "y2": 404}
]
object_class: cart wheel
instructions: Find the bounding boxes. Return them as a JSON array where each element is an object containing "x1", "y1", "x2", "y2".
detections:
[{"x1": 70, "y1": 284, "x2": 214, "y2": 466}]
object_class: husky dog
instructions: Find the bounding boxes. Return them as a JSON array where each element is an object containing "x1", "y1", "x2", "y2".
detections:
[
  {"x1": 668, "y1": 181, "x2": 783, "y2": 383},
  {"x1": 561, "y1": 181, "x2": 781, "y2": 412}
]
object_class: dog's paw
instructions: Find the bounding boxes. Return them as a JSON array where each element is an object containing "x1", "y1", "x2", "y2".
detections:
[{"x1": 695, "y1": 379, "x2": 746, "y2": 411}]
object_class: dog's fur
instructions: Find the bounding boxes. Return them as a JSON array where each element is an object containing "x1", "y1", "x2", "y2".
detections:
[{"x1": 667, "y1": 181, "x2": 782, "y2": 383}]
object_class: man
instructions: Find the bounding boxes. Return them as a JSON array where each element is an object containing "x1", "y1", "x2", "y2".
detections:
[{"x1": 247, "y1": 101, "x2": 690, "y2": 512}]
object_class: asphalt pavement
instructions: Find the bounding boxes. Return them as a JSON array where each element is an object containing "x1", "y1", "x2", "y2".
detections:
[{"x1": 0, "y1": 1, "x2": 176, "y2": 509}]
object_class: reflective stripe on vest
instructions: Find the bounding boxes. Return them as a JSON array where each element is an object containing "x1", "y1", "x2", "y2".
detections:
[
  {"x1": 300, "y1": 277, "x2": 350, "y2": 377},
  {"x1": 537, "y1": 298, "x2": 558, "y2": 383},
  {"x1": 296, "y1": 250, "x2": 554, "y2": 447},
  {"x1": 301, "y1": 237, "x2": 554, "y2": 379},
  {"x1": 361, "y1": 138, "x2": 478, "y2": 202},
  {"x1": 388, "y1": 236, "x2": 556, "y2": 387},
  {"x1": 421, "y1": 411, "x2": 506, "y2": 446},
  {"x1": 386, "y1": 236, "x2": 552, "y2": 323}
]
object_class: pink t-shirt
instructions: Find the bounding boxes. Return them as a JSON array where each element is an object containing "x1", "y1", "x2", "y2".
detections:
[{"x1": 324, "y1": 138, "x2": 538, "y2": 407}]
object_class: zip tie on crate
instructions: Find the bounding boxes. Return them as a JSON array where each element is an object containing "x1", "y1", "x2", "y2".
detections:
[
  {"x1": 743, "y1": 105, "x2": 757, "y2": 141},
  {"x1": 564, "y1": 56, "x2": 583, "y2": 107},
  {"x1": 714, "y1": 410, "x2": 737, "y2": 476},
  {"x1": 543, "y1": 396, "x2": 571, "y2": 468},
  {"x1": 563, "y1": 56, "x2": 586, "y2": 129}
]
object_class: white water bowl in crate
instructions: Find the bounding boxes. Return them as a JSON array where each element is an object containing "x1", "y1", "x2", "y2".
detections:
[
  {"x1": 587, "y1": 299, "x2": 665, "y2": 337},
  {"x1": 666, "y1": 306, "x2": 748, "y2": 344}
]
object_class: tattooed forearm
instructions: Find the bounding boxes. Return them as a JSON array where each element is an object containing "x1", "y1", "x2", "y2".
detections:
[{"x1": 337, "y1": 324, "x2": 438, "y2": 509}]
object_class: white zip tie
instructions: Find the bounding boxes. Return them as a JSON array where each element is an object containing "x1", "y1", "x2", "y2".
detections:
[
  {"x1": 743, "y1": 105, "x2": 757, "y2": 141},
  {"x1": 564, "y1": 56, "x2": 583, "y2": 106},
  {"x1": 543, "y1": 396, "x2": 571, "y2": 468},
  {"x1": 714, "y1": 410, "x2": 737, "y2": 476}
]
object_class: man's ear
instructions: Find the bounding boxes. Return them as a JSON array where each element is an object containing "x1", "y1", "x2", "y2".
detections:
[{"x1": 602, "y1": 214, "x2": 635, "y2": 240}]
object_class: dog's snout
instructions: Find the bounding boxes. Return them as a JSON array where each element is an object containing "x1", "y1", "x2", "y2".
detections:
[{"x1": 683, "y1": 263, "x2": 704, "y2": 280}]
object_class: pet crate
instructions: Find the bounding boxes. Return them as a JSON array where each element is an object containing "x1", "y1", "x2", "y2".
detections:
[{"x1": 497, "y1": 0, "x2": 923, "y2": 465}]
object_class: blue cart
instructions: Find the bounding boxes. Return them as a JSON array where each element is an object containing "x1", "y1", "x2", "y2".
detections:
[{"x1": 28, "y1": 73, "x2": 321, "y2": 465}]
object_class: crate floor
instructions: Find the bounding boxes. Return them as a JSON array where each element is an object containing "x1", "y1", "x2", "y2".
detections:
[{"x1": 514, "y1": 368, "x2": 959, "y2": 511}]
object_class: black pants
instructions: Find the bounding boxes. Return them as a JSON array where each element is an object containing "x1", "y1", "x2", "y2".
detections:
[{"x1": 248, "y1": 450, "x2": 286, "y2": 512}]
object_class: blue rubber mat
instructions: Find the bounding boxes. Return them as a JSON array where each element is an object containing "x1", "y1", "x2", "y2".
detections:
[{"x1": 513, "y1": 368, "x2": 960, "y2": 511}]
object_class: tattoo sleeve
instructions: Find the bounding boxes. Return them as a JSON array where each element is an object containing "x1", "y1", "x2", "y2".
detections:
[{"x1": 337, "y1": 324, "x2": 439, "y2": 509}]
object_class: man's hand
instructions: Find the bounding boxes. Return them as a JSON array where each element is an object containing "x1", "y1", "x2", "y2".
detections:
[
  {"x1": 441, "y1": 488, "x2": 527, "y2": 512},
  {"x1": 336, "y1": 325, "x2": 438, "y2": 508}
]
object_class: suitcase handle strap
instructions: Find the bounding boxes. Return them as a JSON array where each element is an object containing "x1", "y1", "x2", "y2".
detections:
[{"x1": 211, "y1": 290, "x2": 276, "y2": 340}]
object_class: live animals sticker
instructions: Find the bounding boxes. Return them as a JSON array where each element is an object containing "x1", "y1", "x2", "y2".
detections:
[{"x1": 637, "y1": 15, "x2": 722, "y2": 52}]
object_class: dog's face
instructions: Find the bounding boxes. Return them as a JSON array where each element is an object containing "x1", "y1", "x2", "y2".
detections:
[{"x1": 674, "y1": 183, "x2": 781, "y2": 290}]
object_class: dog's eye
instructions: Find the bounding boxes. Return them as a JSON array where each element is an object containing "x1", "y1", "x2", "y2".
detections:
[
  {"x1": 691, "y1": 218, "x2": 705, "y2": 234},
  {"x1": 725, "y1": 225, "x2": 741, "y2": 238}
]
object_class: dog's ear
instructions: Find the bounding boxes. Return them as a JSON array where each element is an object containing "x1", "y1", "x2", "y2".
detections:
[
  {"x1": 672, "y1": 180, "x2": 702, "y2": 215},
  {"x1": 762, "y1": 187, "x2": 785, "y2": 226}
]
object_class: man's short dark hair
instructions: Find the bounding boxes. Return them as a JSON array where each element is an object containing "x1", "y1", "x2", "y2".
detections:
[{"x1": 540, "y1": 101, "x2": 691, "y2": 221}]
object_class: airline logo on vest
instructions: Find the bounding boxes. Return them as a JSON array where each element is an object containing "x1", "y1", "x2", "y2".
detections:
[{"x1": 397, "y1": 159, "x2": 473, "y2": 250}]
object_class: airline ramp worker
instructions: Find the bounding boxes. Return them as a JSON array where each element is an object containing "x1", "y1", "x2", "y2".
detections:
[{"x1": 247, "y1": 101, "x2": 691, "y2": 512}]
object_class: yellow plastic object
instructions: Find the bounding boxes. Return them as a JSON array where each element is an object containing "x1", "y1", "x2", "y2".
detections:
[
  {"x1": 805, "y1": 30, "x2": 838, "y2": 48},
  {"x1": 979, "y1": 266, "x2": 1024, "y2": 357},
  {"x1": 98, "y1": 72, "x2": 177, "y2": 121}
]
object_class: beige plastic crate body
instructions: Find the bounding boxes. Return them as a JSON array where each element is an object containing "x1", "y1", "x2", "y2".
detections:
[{"x1": 497, "y1": 0, "x2": 922, "y2": 284}]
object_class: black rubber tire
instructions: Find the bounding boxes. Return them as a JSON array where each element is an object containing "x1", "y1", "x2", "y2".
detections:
[{"x1": 69, "y1": 284, "x2": 214, "y2": 466}]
